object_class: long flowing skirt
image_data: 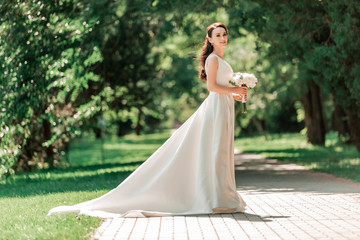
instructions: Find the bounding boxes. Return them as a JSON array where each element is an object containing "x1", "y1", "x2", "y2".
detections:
[{"x1": 47, "y1": 92, "x2": 247, "y2": 218}]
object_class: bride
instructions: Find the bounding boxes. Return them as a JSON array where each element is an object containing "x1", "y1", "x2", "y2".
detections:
[{"x1": 48, "y1": 22, "x2": 248, "y2": 218}]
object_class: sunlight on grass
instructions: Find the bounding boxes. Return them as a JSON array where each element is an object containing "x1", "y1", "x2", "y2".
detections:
[
  {"x1": 0, "y1": 131, "x2": 171, "y2": 239},
  {"x1": 235, "y1": 132, "x2": 360, "y2": 182},
  {"x1": 0, "y1": 193, "x2": 103, "y2": 240},
  {"x1": 68, "y1": 132, "x2": 167, "y2": 167}
]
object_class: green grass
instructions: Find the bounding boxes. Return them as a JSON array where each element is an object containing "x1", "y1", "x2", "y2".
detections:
[
  {"x1": 235, "y1": 132, "x2": 360, "y2": 183},
  {"x1": 0, "y1": 132, "x2": 169, "y2": 240}
]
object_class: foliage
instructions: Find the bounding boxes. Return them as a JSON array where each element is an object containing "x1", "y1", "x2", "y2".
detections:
[
  {"x1": 0, "y1": 0, "x2": 113, "y2": 177},
  {"x1": 229, "y1": 0, "x2": 360, "y2": 148},
  {"x1": 2, "y1": 0, "x2": 360, "y2": 177},
  {"x1": 0, "y1": 0, "x2": 233, "y2": 176},
  {"x1": 225, "y1": 33, "x2": 304, "y2": 136}
]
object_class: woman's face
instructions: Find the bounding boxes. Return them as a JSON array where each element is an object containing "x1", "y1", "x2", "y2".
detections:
[{"x1": 209, "y1": 27, "x2": 228, "y2": 48}]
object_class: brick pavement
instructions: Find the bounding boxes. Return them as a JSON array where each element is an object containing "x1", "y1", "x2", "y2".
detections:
[{"x1": 91, "y1": 153, "x2": 360, "y2": 240}]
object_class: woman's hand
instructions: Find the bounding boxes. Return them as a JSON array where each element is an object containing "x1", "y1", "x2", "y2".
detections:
[{"x1": 233, "y1": 86, "x2": 247, "y2": 102}]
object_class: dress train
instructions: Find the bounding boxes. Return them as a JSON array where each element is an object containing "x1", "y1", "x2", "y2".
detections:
[{"x1": 47, "y1": 53, "x2": 247, "y2": 218}]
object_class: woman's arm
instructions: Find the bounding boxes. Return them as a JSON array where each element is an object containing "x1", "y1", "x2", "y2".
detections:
[{"x1": 206, "y1": 56, "x2": 246, "y2": 96}]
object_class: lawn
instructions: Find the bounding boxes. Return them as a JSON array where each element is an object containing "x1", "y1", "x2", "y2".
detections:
[
  {"x1": 235, "y1": 132, "x2": 360, "y2": 183},
  {"x1": 1, "y1": 130, "x2": 359, "y2": 239},
  {"x1": 0, "y1": 132, "x2": 169, "y2": 240}
]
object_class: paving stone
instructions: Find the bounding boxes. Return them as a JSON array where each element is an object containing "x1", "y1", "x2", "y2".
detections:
[{"x1": 91, "y1": 153, "x2": 360, "y2": 240}]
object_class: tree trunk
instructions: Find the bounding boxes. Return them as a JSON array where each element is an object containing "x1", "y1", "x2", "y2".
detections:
[
  {"x1": 93, "y1": 127, "x2": 102, "y2": 139},
  {"x1": 42, "y1": 119, "x2": 54, "y2": 166},
  {"x1": 136, "y1": 107, "x2": 143, "y2": 135},
  {"x1": 346, "y1": 106, "x2": 360, "y2": 152},
  {"x1": 300, "y1": 81, "x2": 327, "y2": 145},
  {"x1": 117, "y1": 119, "x2": 132, "y2": 137},
  {"x1": 331, "y1": 98, "x2": 349, "y2": 139},
  {"x1": 332, "y1": 98, "x2": 360, "y2": 151},
  {"x1": 251, "y1": 117, "x2": 268, "y2": 140}
]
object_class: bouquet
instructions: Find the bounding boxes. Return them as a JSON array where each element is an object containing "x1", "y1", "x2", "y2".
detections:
[{"x1": 229, "y1": 72, "x2": 258, "y2": 113}]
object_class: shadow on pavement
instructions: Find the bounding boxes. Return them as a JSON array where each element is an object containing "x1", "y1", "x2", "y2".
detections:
[{"x1": 235, "y1": 153, "x2": 360, "y2": 194}]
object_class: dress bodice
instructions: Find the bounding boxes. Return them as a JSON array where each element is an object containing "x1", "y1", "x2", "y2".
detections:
[{"x1": 205, "y1": 53, "x2": 234, "y2": 88}]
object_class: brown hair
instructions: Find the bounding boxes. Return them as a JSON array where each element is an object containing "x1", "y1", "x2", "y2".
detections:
[{"x1": 198, "y1": 22, "x2": 229, "y2": 81}]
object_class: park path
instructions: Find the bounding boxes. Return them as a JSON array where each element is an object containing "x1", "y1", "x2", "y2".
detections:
[{"x1": 90, "y1": 153, "x2": 360, "y2": 240}]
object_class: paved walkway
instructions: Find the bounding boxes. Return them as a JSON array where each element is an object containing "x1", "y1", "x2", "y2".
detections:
[{"x1": 91, "y1": 153, "x2": 360, "y2": 240}]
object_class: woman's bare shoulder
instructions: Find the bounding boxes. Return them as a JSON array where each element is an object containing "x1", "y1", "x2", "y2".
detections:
[{"x1": 206, "y1": 54, "x2": 219, "y2": 67}]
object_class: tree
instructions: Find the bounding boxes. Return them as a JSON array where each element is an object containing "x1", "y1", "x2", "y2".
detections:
[
  {"x1": 0, "y1": 0, "x2": 112, "y2": 176},
  {"x1": 0, "y1": 0, "x2": 225, "y2": 176},
  {"x1": 228, "y1": 0, "x2": 360, "y2": 149}
]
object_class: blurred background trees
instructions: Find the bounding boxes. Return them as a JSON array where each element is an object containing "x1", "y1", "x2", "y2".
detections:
[
  {"x1": 1, "y1": 0, "x2": 359, "y2": 177},
  {"x1": 228, "y1": 0, "x2": 360, "y2": 149}
]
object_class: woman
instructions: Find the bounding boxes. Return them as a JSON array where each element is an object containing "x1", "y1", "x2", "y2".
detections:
[{"x1": 48, "y1": 22, "x2": 247, "y2": 218}]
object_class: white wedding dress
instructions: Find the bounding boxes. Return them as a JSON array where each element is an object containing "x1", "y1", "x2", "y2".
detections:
[{"x1": 47, "y1": 53, "x2": 247, "y2": 218}]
